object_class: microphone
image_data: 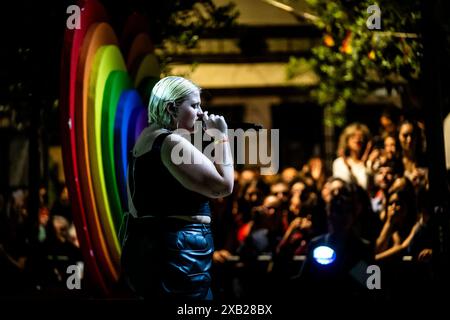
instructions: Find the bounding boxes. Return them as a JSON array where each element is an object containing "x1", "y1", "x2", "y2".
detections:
[
  {"x1": 200, "y1": 119, "x2": 263, "y2": 131},
  {"x1": 228, "y1": 122, "x2": 263, "y2": 130}
]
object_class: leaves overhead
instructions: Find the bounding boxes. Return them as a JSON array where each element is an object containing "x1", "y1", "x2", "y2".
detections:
[{"x1": 287, "y1": 0, "x2": 422, "y2": 127}]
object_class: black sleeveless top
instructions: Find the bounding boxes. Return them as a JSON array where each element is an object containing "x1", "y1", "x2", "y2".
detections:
[{"x1": 128, "y1": 131, "x2": 211, "y2": 218}]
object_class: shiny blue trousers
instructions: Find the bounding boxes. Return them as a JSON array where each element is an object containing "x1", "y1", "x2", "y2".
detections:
[{"x1": 121, "y1": 216, "x2": 214, "y2": 301}]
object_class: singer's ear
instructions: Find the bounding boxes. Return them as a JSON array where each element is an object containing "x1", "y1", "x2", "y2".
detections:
[{"x1": 166, "y1": 102, "x2": 177, "y2": 117}]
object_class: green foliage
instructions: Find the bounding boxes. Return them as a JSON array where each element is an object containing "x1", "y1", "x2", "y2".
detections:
[
  {"x1": 106, "y1": 0, "x2": 239, "y2": 47},
  {"x1": 105, "y1": 0, "x2": 239, "y2": 76},
  {"x1": 288, "y1": 0, "x2": 422, "y2": 127},
  {"x1": 163, "y1": 0, "x2": 239, "y2": 48},
  {"x1": 163, "y1": 0, "x2": 239, "y2": 75}
]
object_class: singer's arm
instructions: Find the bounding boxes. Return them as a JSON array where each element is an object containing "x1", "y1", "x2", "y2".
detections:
[
  {"x1": 209, "y1": 133, "x2": 234, "y2": 198},
  {"x1": 161, "y1": 134, "x2": 234, "y2": 199}
]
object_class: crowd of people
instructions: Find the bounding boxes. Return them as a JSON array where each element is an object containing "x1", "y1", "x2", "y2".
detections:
[
  {"x1": 210, "y1": 111, "x2": 433, "y2": 301},
  {"x1": 0, "y1": 185, "x2": 82, "y2": 297},
  {"x1": 0, "y1": 109, "x2": 434, "y2": 301}
]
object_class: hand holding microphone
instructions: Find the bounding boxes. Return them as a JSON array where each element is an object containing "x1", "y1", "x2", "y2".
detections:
[
  {"x1": 201, "y1": 111, "x2": 263, "y2": 133},
  {"x1": 202, "y1": 111, "x2": 228, "y2": 138},
  {"x1": 201, "y1": 111, "x2": 233, "y2": 169}
]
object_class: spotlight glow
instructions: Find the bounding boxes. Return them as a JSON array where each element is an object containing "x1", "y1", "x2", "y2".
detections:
[{"x1": 313, "y1": 246, "x2": 336, "y2": 265}]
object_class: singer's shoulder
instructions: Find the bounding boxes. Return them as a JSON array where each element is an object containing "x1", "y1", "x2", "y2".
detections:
[
  {"x1": 160, "y1": 133, "x2": 202, "y2": 167},
  {"x1": 160, "y1": 132, "x2": 193, "y2": 149},
  {"x1": 133, "y1": 125, "x2": 172, "y2": 156}
]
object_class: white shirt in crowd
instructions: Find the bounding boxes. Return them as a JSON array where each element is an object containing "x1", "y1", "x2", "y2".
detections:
[{"x1": 332, "y1": 157, "x2": 369, "y2": 190}]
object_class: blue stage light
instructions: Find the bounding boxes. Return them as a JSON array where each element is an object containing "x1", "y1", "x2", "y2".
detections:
[{"x1": 313, "y1": 245, "x2": 336, "y2": 265}]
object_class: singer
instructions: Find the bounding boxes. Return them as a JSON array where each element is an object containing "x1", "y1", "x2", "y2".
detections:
[{"x1": 120, "y1": 76, "x2": 234, "y2": 300}]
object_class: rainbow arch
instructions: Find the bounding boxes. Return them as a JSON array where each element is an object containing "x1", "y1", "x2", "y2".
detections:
[{"x1": 60, "y1": 0, "x2": 159, "y2": 292}]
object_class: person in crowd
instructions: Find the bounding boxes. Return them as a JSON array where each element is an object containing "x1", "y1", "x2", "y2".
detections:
[
  {"x1": 407, "y1": 189, "x2": 433, "y2": 262},
  {"x1": 384, "y1": 135, "x2": 400, "y2": 161},
  {"x1": 270, "y1": 180, "x2": 290, "y2": 205},
  {"x1": 371, "y1": 157, "x2": 404, "y2": 221},
  {"x1": 398, "y1": 119, "x2": 428, "y2": 188},
  {"x1": 301, "y1": 156, "x2": 328, "y2": 191},
  {"x1": 239, "y1": 195, "x2": 285, "y2": 257},
  {"x1": 50, "y1": 185, "x2": 72, "y2": 223},
  {"x1": 0, "y1": 189, "x2": 31, "y2": 295},
  {"x1": 31, "y1": 215, "x2": 83, "y2": 292},
  {"x1": 292, "y1": 181, "x2": 374, "y2": 300},
  {"x1": 270, "y1": 180, "x2": 290, "y2": 225},
  {"x1": 236, "y1": 195, "x2": 285, "y2": 299},
  {"x1": 235, "y1": 178, "x2": 268, "y2": 243},
  {"x1": 332, "y1": 123, "x2": 371, "y2": 190},
  {"x1": 375, "y1": 177, "x2": 420, "y2": 261},
  {"x1": 374, "y1": 107, "x2": 401, "y2": 144},
  {"x1": 280, "y1": 167, "x2": 299, "y2": 185},
  {"x1": 38, "y1": 186, "x2": 50, "y2": 243}
]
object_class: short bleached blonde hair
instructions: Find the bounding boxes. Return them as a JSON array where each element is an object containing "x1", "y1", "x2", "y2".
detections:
[{"x1": 148, "y1": 76, "x2": 200, "y2": 128}]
